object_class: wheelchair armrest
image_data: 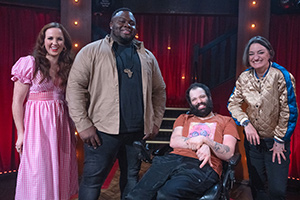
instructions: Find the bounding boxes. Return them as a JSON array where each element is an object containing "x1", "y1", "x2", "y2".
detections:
[
  {"x1": 133, "y1": 141, "x2": 152, "y2": 163},
  {"x1": 221, "y1": 153, "x2": 241, "y2": 198},
  {"x1": 228, "y1": 153, "x2": 241, "y2": 167},
  {"x1": 152, "y1": 144, "x2": 172, "y2": 156}
]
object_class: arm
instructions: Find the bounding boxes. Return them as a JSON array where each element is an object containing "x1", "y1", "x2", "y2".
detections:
[
  {"x1": 169, "y1": 126, "x2": 189, "y2": 149},
  {"x1": 170, "y1": 126, "x2": 237, "y2": 162},
  {"x1": 228, "y1": 75, "x2": 260, "y2": 145},
  {"x1": 66, "y1": 48, "x2": 100, "y2": 148},
  {"x1": 273, "y1": 73, "x2": 298, "y2": 141},
  {"x1": 151, "y1": 53, "x2": 166, "y2": 129},
  {"x1": 201, "y1": 135, "x2": 237, "y2": 161},
  {"x1": 270, "y1": 73, "x2": 298, "y2": 164},
  {"x1": 169, "y1": 126, "x2": 212, "y2": 168},
  {"x1": 12, "y1": 81, "x2": 30, "y2": 153},
  {"x1": 143, "y1": 53, "x2": 166, "y2": 140},
  {"x1": 227, "y1": 76, "x2": 248, "y2": 124}
]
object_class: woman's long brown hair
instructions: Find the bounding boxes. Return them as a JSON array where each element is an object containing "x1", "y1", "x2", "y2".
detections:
[{"x1": 32, "y1": 22, "x2": 73, "y2": 89}]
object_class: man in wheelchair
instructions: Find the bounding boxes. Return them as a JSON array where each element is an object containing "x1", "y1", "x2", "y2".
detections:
[{"x1": 126, "y1": 83, "x2": 240, "y2": 200}]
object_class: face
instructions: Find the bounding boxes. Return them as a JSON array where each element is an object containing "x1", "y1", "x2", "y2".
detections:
[
  {"x1": 110, "y1": 11, "x2": 137, "y2": 45},
  {"x1": 189, "y1": 87, "x2": 213, "y2": 117},
  {"x1": 248, "y1": 43, "x2": 270, "y2": 72},
  {"x1": 44, "y1": 27, "x2": 65, "y2": 58}
]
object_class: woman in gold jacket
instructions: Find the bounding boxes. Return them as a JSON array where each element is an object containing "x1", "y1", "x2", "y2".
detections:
[{"x1": 228, "y1": 36, "x2": 298, "y2": 200}]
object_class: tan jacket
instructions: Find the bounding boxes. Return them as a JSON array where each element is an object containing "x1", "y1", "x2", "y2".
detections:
[
  {"x1": 66, "y1": 35, "x2": 166, "y2": 134},
  {"x1": 228, "y1": 62, "x2": 298, "y2": 141}
]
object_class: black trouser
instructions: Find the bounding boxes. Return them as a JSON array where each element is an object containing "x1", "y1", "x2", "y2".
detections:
[
  {"x1": 244, "y1": 138, "x2": 290, "y2": 200},
  {"x1": 126, "y1": 154, "x2": 219, "y2": 200},
  {"x1": 78, "y1": 130, "x2": 144, "y2": 200}
]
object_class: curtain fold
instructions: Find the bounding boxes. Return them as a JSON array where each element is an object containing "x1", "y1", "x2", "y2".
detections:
[
  {"x1": 269, "y1": 14, "x2": 300, "y2": 179},
  {"x1": 0, "y1": 4, "x2": 59, "y2": 172},
  {"x1": 134, "y1": 14, "x2": 238, "y2": 107}
]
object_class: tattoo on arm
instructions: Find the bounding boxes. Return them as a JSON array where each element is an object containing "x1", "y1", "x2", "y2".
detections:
[{"x1": 213, "y1": 142, "x2": 230, "y2": 154}]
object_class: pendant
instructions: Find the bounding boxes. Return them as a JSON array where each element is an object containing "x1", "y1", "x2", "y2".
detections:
[{"x1": 124, "y1": 68, "x2": 133, "y2": 78}]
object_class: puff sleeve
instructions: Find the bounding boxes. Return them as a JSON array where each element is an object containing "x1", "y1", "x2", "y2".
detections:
[{"x1": 11, "y1": 55, "x2": 35, "y2": 84}]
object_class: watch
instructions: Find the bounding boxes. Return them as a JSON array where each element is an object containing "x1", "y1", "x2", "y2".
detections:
[{"x1": 242, "y1": 120, "x2": 250, "y2": 127}]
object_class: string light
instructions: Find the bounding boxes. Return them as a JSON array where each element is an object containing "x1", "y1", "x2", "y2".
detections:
[
  {"x1": 0, "y1": 170, "x2": 17, "y2": 175},
  {"x1": 74, "y1": 43, "x2": 79, "y2": 48},
  {"x1": 252, "y1": 1, "x2": 257, "y2": 5},
  {"x1": 167, "y1": 46, "x2": 171, "y2": 50},
  {"x1": 181, "y1": 76, "x2": 185, "y2": 80},
  {"x1": 135, "y1": 34, "x2": 139, "y2": 39},
  {"x1": 74, "y1": 0, "x2": 79, "y2": 3},
  {"x1": 251, "y1": 23, "x2": 256, "y2": 28},
  {"x1": 74, "y1": 21, "x2": 79, "y2": 26}
]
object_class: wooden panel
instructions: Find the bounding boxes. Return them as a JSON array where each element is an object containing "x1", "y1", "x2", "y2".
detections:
[
  {"x1": 235, "y1": 0, "x2": 271, "y2": 181},
  {"x1": 61, "y1": 0, "x2": 92, "y2": 53}
]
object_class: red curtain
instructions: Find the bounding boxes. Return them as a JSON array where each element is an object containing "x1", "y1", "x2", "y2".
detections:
[
  {"x1": 269, "y1": 14, "x2": 300, "y2": 178},
  {"x1": 134, "y1": 14, "x2": 238, "y2": 107},
  {"x1": 0, "y1": 4, "x2": 59, "y2": 172}
]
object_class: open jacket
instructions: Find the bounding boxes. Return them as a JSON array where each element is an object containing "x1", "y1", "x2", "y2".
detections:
[
  {"x1": 66, "y1": 35, "x2": 166, "y2": 135},
  {"x1": 228, "y1": 62, "x2": 298, "y2": 141}
]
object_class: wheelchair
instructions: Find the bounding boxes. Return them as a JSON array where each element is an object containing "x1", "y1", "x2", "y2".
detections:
[{"x1": 133, "y1": 140, "x2": 241, "y2": 200}]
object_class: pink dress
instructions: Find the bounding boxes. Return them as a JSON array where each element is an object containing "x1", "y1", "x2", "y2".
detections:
[{"x1": 11, "y1": 56, "x2": 78, "y2": 200}]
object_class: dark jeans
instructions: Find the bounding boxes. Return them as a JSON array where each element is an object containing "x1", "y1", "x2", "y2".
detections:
[
  {"x1": 244, "y1": 137, "x2": 290, "y2": 200},
  {"x1": 78, "y1": 130, "x2": 144, "y2": 200},
  {"x1": 126, "y1": 154, "x2": 219, "y2": 200}
]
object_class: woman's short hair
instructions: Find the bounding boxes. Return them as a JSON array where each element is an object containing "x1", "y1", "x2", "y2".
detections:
[{"x1": 242, "y1": 36, "x2": 275, "y2": 67}]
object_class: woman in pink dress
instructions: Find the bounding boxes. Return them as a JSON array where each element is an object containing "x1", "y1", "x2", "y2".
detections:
[{"x1": 11, "y1": 22, "x2": 78, "y2": 200}]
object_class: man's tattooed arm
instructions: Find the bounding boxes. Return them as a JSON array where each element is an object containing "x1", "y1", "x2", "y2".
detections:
[
  {"x1": 203, "y1": 136, "x2": 236, "y2": 161},
  {"x1": 212, "y1": 141, "x2": 230, "y2": 154}
]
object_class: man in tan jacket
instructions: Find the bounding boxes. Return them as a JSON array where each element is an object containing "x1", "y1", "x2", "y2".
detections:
[{"x1": 66, "y1": 7, "x2": 166, "y2": 200}]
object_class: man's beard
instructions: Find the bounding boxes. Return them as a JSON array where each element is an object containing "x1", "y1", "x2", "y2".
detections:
[{"x1": 190, "y1": 99, "x2": 213, "y2": 117}]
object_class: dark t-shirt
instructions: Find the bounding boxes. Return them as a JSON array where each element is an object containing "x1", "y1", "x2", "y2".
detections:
[{"x1": 113, "y1": 42, "x2": 144, "y2": 133}]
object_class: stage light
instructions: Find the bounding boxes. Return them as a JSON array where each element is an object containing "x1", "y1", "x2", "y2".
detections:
[
  {"x1": 252, "y1": 1, "x2": 257, "y2": 5},
  {"x1": 251, "y1": 24, "x2": 256, "y2": 28},
  {"x1": 74, "y1": 0, "x2": 79, "y2": 3},
  {"x1": 167, "y1": 46, "x2": 171, "y2": 50},
  {"x1": 74, "y1": 43, "x2": 79, "y2": 48},
  {"x1": 74, "y1": 21, "x2": 79, "y2": 26}
]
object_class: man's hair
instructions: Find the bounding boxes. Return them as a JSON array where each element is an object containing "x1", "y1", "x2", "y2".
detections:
[
  {"x1": 242, "y1": 36, "x2": 275, "y2": 67},
  {"x1": 111, "y1": 7, "x2": 132, "y2": 19},
  {"x1": 185, "y1": 83, "x2": 211, "y2": 105}
]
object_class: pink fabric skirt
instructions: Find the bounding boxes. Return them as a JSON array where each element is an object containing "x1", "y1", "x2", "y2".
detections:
[{"x1": 15, "y1": 92, "x2": 78, "y2": 200}]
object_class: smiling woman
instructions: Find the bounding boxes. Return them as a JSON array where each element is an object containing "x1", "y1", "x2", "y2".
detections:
[
  {"x1": 11, "y1": 22, "x2": 78, "y2": 200},
  {"x1": 228, "y1": 36, "x2": 298, "y2": 200}
]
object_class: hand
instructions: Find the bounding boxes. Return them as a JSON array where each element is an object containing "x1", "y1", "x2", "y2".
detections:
[
  {"x1": 244, "y1": 123, "x2": 260, "y2": 145},
  {"x1": 196, "y1": 144, "x2": 213, "y2": 168},
  {"x1": 143, "y1": 124, "x2": 159, "y2": 140},
  {"x1": 270, "y1": 142, "x2": 286, "y2": 164},
  {"x1": 15, "y1": 133, "x2": 24, "y2": 154},
  {"x1": 186, "y1": 136, "x2": 205, "y2": 150},
  {"x1": 79, "y1": 126, "x2": 101, "y2": 149}
]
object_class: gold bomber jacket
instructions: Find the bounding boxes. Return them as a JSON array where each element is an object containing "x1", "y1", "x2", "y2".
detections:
[{"x1": 228, "y1": 62, "x2": 298, "y2": 141}]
